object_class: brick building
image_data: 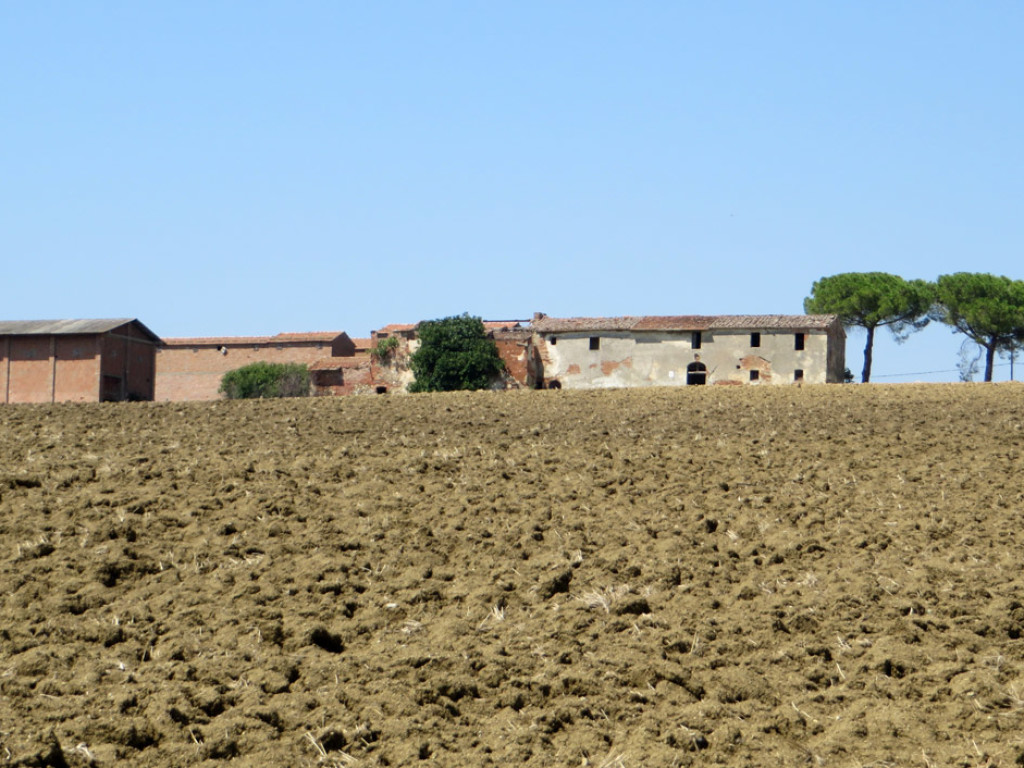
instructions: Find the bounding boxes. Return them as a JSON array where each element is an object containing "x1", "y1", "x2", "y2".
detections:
[
  {"x1": 156, "y1": 331, "x2": 367, "y2": 401},
  {"x1": 0, "y1": 319, "x2": 160, "y2": 403}
]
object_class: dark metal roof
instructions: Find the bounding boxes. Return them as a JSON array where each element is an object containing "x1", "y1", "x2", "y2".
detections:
[
  {"x1": 531, "y1": 314, "x2": 841, "y2": 333},
  {"x1": 0, "y1": 319, "x2": 161, "y2": 342}
]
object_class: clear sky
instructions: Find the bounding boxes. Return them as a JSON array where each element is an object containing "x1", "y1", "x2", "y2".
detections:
[{"x1": 3, "y1": 3, "x2": 1022, "y2": 382}]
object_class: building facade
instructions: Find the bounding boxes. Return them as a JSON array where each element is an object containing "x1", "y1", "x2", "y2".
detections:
[
  {"x1": 0, "y1": 319, "x2": 161, "y2": 403},
  {"x1": 529, "y1": 313, "x2": 845, "y2": 388}
]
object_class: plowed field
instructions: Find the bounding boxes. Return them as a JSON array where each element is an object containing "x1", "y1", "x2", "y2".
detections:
[{"x1": 2, "y1": 385, "x2": 1024, "y2": 767}]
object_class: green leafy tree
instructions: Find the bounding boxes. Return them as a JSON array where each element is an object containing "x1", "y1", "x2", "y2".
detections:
[
  {"x1": 219, "y1": 362, "x2": 310, "y2": 399},
  {"x1": 804, "y1": 272, "x2": 934, "y2": 383},
  {"x1": 408, "y1": 314, "x2": 505, "y2": 392},
  {"x1": 933, "y1": 273, "x2": 1024, "y2": 382}
]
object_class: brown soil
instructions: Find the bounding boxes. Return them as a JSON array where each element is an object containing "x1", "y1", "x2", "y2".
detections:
[{"x1": 2, "y1": 385, "x2": 1024, "y2": 767}]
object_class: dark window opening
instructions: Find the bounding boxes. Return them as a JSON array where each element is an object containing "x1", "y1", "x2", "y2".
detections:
[
  {"x1": 795, "y1": 333, "x2": 805, "y2": 351},
  {"x1": 750, "y1": 332, "x2": 761, "y2": 347},
  {"x1": 589, "y1": 337, "x2": 600, "y2": 350},
  {"x1": 692, "y1": 332, "x2": 702, "y2": 349},
  {"x1": 794, "y1": 369, "x2": 804, "y2": 382},
  {"x1": 549, "y1": 336, "x2": 557, "y2": 345},
  {"x1": 686, "y1": 361, "x2": 707, "y2": 386},
  {"x1": 548, "y1": 379, "x2": 562, "y2": 389},
  {"x1": 749, "y1": 370, "x2": 759, "y2": 381},
  {"x1": 376, "y1": 386, "x2": 388, "y2": 394}
]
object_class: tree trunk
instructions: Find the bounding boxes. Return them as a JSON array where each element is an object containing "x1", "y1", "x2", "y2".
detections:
[
  {"x1": 985, "y1": 342, "x2": 996, "y2": 382},
  {"x1": 862, "y1": 326, "x2": 875, "y2": 383}
]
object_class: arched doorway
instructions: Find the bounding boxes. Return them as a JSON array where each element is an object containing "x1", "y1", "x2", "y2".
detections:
[{"x1": 686, "y1": 361, "x2": 707, "y2": 385}]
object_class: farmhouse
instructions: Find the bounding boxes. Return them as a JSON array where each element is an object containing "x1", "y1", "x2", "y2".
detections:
[
  {"x1": 155, "y1": 331, "x2": 369, "y2": 401},
  {"x1": 529, "y1": 313, "x2": 845, "y2": 388},
  {"x1": 0, "y1": 319, "x2": 160, "y2": 403}
]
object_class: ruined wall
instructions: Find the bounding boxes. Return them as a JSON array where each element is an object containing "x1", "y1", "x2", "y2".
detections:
[
  {"x1": 368, "y1": 338, "x2": 418, "y2": 393},
  {"x1": 538, "y1": 329, "x2": 838, "y2": 389},
  {"x1": 310, "y1": 357, "x2": 374, "y2": 396},
  {"x1": 492, "y1": 330, "x2": 533, "y2": 388}
]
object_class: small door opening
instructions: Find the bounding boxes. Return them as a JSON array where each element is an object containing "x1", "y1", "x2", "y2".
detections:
[{"x1": 686, "y1": 361, "x2": 707, "y2": 385}]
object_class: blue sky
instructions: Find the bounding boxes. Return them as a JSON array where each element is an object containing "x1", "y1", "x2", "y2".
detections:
[{"x1": 3, "y1": 3, "x2": 1022, "y2": 381}]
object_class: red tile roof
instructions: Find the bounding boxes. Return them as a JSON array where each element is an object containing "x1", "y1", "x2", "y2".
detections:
[
  {"x1": 162, "y1": 331, "x2": 346, "y2": 347},
  {"x1": 483, "y1": 320, "x2": 524, "y2": 331},
  {"x1": 531, "y1": 314, "x2": 840, "y2": 333},
  {"x1": 707, "y1": 315, "x2": 840, "y2": 330},
  {"x1": 161, "y1": 336, "x2": 273, "y2": 347},
  {"x1": 274, "y1": 331, "x2": 346, "y2": 342}
]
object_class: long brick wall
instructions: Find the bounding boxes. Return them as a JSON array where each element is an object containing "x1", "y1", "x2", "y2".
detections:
[{"x1": 155, "y1": 333, "x2": 354, "y2": 401}]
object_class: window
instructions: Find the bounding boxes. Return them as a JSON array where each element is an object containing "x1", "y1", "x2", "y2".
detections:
[
  {"x1": 749, "y1": 370, "x2": 759, "y2": 381},
  {"x1": 692, "y1": 331, "x2": 702, "y2": 349},
  {"x1": 794, "y1": 369, "x2": 804, "y2": 382},
  {"x1": 549, "y1": 336, "x2": 557, "y2": 345},
  {"x1": 794, "y1": 333, "x2": 805, "y2": 351},
  {"x1": 750, "y1": 332, "x2": 760, "y2": 347},
  {"x1": 589, "y1": 337, "x2": 600, "y2": 350}
]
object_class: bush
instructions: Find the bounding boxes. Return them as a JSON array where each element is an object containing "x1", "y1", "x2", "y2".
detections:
[
  {"x1": 372, "y1": 336, "x2": 400, "y2": 360},
  {"x1": 219, "y1": 362, "x2": 310, "y2": 399},
  {"x1": 408, "y1": 314, "x2": 505, "y2": 393}
]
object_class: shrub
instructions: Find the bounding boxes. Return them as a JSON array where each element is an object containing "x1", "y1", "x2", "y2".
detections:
[
  {"x1": 372, "y1": 336, "x2": 400, "y2": 360},
  {"x1": 219, "y1": 362, "x2": 310, "y2": 399}
]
